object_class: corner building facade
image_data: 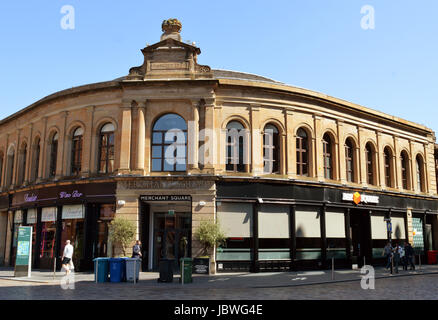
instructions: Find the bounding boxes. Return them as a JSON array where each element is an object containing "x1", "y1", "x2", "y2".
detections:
[{"x1": 1, "y1": 20, "x2": 438, "y2": 272}]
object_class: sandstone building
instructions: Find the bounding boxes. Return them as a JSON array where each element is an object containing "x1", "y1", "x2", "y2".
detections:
[{"x1": 0, "y1": 19, "x2": 437, "y2": 273}]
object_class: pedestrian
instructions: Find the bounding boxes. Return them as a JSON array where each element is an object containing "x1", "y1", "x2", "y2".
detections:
[
  {"x1": 393, "y1": 243, "x2": 400, "y2": 273},
  {"x1": 382, "y1": 242, "x2": 393, "y2": 270},
  {"x1": 61, "y1": 240, "x2": 74, "y2": 275},
  {"x1": 405, "y1": 242, "x2": 415, "y2": 270},
  {"x1": 132, "y1": 240, "x2": 142, "y2": 259},
  {"x1": 399, "y1": 242, "x2": 407, "y2": 271}
]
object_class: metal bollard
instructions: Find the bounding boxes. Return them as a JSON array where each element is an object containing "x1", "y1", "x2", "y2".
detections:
[
  {"x1": 181, "y1": 260, "x2": 184, "y2": 286},
  {"x1": 363, "y1": 256, "x2": 366, "y2": 267},
  {"x1": 331, "y1": 257, "x2": 335, "y2": 280},
  {"x1": 53, "y1": 257, "x2": 56, "y2": 279},
  {"x1": 419, "y1": 254, "x2": 421, "y2": 270}
]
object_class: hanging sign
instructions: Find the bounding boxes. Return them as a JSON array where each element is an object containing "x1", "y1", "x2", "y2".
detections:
[
  {"x1": 42, "y1": 207, "x2": 57, "y2": 222},
  {"x1": 26, "y1": 209, "x2": 37, "y2": 224},
  {"x1": 14, "y1": 226, "x2": 32, "y2": 277},
  {"x1": 14, "y1": 210, "x2": 23, "y2": 223},
  {"x1": 62, "y1": 205, "x2": 84, "y2": 220}
]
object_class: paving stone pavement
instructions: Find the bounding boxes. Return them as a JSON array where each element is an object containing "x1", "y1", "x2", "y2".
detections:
[{"x1": 1, "y1": 265, "x2": 438, "y2": 300}]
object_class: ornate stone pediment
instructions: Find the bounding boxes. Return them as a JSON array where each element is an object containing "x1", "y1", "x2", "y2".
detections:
[{"x1": 126, "y1": 19, "x2": 212, "y2": 81}]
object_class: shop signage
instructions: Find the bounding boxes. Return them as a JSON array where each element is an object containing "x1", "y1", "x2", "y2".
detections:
[
  {"x1": 26, "y1": 209, "x2": 37, "y2": 224},
  {"x1": 140, "y1": 195, "x2": 192, "y2": 202},
  {"x1": 342, "y1": 192, "x2": 379, "y2": 204},
  {"x1": 193, "y1": 258, "x2": 210, "y2": 275},
  {"x1": 11, "y1": 183, "x2": 116, "y2": 208},
  {"x1": 42, "y1": 207, "x2": 57, "y2": 222},
  {"x1": 122, "y1": 180, "x2": 213, "y2": 190},
  {"x1": 14, "y1": 226, "x2": 32, "y2": 277},
  {"x1": 62, "y1": 205, "x2": 84, "y2": 220}
]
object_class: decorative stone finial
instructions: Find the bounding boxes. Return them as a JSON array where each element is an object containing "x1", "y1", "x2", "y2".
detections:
[{"x1": 161, "y1": 18, "x2": 182, "y2": 41}]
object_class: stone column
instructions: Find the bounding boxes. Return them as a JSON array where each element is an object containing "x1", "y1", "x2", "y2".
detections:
[
  {"x1": 81, "y1": 106, "x2": 95, "y2": 177},
  {"x1": 202, "y1": 99, "x2": 216, "y2": 173},
  {"x1": 38, "y1": 117, "x2": 48, "y2": 181},
  {"x1": 188, "y1": 99, "x2": 200, "y2": 172},
  {"x1": 250, "y1": 105, "x2": 262, "y2": 175},
  {"x1": 407, "y1": 209, "x2": 414, "y2": 245},
  {"x1": 376, "y1": 131, "x2": 384, "y2": 188},
  {"x1": 24, "y1": 124, "x2": 34, "y2": 185},
  {"x1": 393, "y1": 136, "x2": 402, "y2": 190},
  {"x1": 57, "y1": 111, "x2": 68, "y2": 179},
  {"x1": 409, "y1": 140, "x2": 416, "y2": 192},
  {"x1": 134, "y1": 102, "x2": 146, "y2": 174},
  {"x1": 337, "y1": 120, "x2": 345, "y2": 183},
  {"x1": 284, "y1": 109, "x2": 295, "y2": 177},
  {"x1": 118, "y1": 100, "x2": 133, "y2": 173},
  {"x1": 314, "y1": 114, "x2": 323, "y2": 181},
  {"x1": 358, "y1": 127, "x2": 367, "y2": 185},
  {"x1": 12, "y1": 129, "x2": 21, "y2": 188}
]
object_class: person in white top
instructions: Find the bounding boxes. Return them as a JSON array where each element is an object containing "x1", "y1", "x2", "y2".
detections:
[{"x1": 61, "y1": 240, "x2": 74, "y2": 275}]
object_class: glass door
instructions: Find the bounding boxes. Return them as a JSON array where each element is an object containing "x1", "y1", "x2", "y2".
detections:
[{"x1": 153, "y1": 212, "x2": 191, "y2": 271}]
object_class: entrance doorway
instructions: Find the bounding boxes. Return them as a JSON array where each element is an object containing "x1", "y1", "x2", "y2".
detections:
[
  {"x1": 350, "y1": 209, "x2": 372, "y2": 267},
  {"x1": 153, "y1": 212, "x2": 191, "y2": 271}
]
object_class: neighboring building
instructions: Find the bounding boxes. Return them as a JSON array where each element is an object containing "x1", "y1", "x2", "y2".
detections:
[{"x1": 0, "y1": 19, "x2": 437, "y2": 272}]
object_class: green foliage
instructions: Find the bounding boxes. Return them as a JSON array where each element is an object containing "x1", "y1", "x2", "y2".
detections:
[
  {"x1": 108, "y1": 217, "x2": 136, "y2": 257},
  {"x1": 194, "y1": 220, "x2": 226, "y2": 257}
]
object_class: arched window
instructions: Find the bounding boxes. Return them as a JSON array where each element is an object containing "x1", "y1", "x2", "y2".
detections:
[
  {"x1": 401, "y1": 151, "x2": 410, "y2": 190},
  {"x1": 345, "y1": 138, "x2": 355, "y2": 183},
  {"x1": 71, "y1": 127, "x2": 84, "y2": 176},
  {"x1": 263, "y1": 124, "x2": 280, "y2": 174},
  {"x1": 31, "y1": 138, "x2": 41, "y2": 182},
  {"x1": 365, "y1": 143, "x2": 375, "y2": 185},
  {"x1": 416, "y1": 155, "x2": 425, "y2": 192},
  {"x1": 17, "y1": 143, "x2": 27, "y2": 185},
  {"x1": 6, "y1": 146, "x2": 15, "y2": 188},
  {"x1": 383, "y1": 147, "x2": 393, "y2": 188},
  {"x1": 49, "y1": 133, "x2": 58, "y2": 178},
  {"x1": 151, "y1": 114, "x2": 187, "y2": 172},
  {"x1": 323, "y1": 133, "x2": 333, "y2": 180},
  {"x1": 226, "y1": 121, "x2": 247, "y2": 173},
  {"x1": 296, "y1": 128, "x2": 309, "y2": 176},
  {"x1": 99, "y1": 123, "x2": 115, "y2": 174}
]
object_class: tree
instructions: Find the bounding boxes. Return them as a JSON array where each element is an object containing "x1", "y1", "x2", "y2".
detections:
[
  {"x1": 108, "y1": 217, "x2": 136, "y2": 257},
  {"x1": 194, "y1": 220, "x2": 226, "y2": 256}
]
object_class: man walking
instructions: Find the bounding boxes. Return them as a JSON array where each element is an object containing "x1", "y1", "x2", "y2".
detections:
[
  {"x1": 61, "y1": 240, "x2": 74, "y2": 275},
  {"x1": 383, "y1": 242, "x2": 393, "y2": 271},
  {"x1": 393, "y1": 243, "x2": 401, "y2": 273},
  {"x1": 405, "y1": 242, "x2": 415, "y2": 270}
]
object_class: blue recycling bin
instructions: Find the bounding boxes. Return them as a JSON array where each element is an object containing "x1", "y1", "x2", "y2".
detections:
[
  {"x1": 93, "y1": 257, "x2": 110, "y2": 283},
  {"x1": 109, "y1": 258, "x2": 126, "y2": 282}
]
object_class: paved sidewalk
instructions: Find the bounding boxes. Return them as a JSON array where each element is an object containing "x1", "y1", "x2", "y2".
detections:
[{"x1": 1, "y1": 264, "x2": 438, "y2": 288}]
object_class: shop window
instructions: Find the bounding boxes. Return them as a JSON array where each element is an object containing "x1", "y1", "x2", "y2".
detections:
[
  {"x1": 98, "y1": 123, "x2": 115, "y2": 174},
  {"x1": 296, "y1": 128, "x2": 309, "y2": 176},
  {"x1": 401, "y1": 151, "x2": 410, "y2": 190},
  {"x1": 96, "y1": 204, "x2": 116, "y2": 258},
  {"x1": 365, "y1": 143, "x2": 375, "y2": 185},
  {"x1": 322, "y1": 133, "x2": 333, "y2": 180},
  {"x1": 345, "y1": 138, "x2": 355, "y2": 183},
  {"x1": 151, "y1": 114, "x2": 187, "y2": 172},
  {"x1": 61, "y1": 205, "x2": 85, "y2": 270},
  {"x1": 225, "y1": 121, "x2": 248, "y2": 173},
  {"x1": 263, "y1": 124, "x2": 280, "y2": 174},
  {"x1": 325, "y1": 210, "x2": 346, "y2": 259},
  {"x1": 25, "y1": 208, "x2": 37, "y2": 263},
  {"x1": 416, "y1": 155, "x2": 425, "y2": 192},
  {"x1": 295, "y1": 207, "x2": 321, "y2": 260},
  {"x1": 384, "y1": 147, "x2": 393, "y2": 188},
  {"x1": 71, "y1": 127, "x2": 83, "y2": 176},
  {"x1": 49, "y1": 133, "x2": 58, "y2": 178},
  {"x1": 216, "y1": 202, "x2": 253, "y2": 263},
  {"x1": 258, "y1": 204, "x2": 290, "y2": 261},
  {"x1": 40, "y1": 207, "x2": 57, "y2": 268}
]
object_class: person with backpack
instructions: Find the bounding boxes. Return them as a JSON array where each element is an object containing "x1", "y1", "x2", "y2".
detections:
[
  {"x1": 405, "y1": 242, "x2": 415, "y2": 270},
  {"x1": 382, "y1": 242, "x2": 393, "y2": 271},
  {"x1": 393, "y1": 243, "x2": 401, "y2": 273},
  {"x1": 399, "y1": 243, "x2": 407, "y2": 271}
]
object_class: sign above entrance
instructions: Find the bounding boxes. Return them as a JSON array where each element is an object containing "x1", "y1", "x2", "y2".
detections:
[
  {"x1": 342, "y1": 192, "x2": 379, "y2": 204},
  {"x1": 140, "y1": 195, "x2": 192, "y2": 202}
]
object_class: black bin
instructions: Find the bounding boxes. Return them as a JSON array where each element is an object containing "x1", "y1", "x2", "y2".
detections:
[{"x1": 158, "y1": 259, "x2": 174, "y2": 282}]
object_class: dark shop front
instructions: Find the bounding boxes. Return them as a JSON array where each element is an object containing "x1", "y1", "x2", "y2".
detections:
[
  {"x1": 8, "y1": 182, "x2": 116, "y2": 272},
  {"x1": 215, "y1": 180, "x2": 438, "y2": 273}
]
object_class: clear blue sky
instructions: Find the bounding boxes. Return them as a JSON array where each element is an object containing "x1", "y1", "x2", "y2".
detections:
[{"x1": 1, "y1": 1, "x2": 437, "y2": 135}]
